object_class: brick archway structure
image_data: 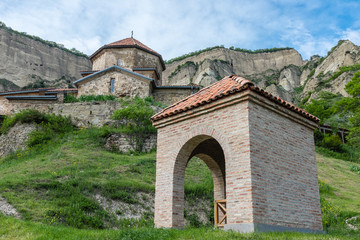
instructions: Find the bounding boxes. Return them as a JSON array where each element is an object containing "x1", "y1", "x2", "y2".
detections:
[{"x1": 152, "y1": 75, "x2": 323, "y2": 233}]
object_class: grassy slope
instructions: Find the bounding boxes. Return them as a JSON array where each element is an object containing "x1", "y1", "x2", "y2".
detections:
[
  {"x1": 0, "y1": 128, "x2": 359, "y2": 239},
  {"x1": 317, "y1": 153, "x2": 360, "y2": 213}
]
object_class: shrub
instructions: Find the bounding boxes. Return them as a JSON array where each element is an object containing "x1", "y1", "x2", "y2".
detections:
[
  {"x1": 1, "y1": 109, "x2": 48, "y2": 134},
  {"x1": 0, "y1": 109, "x2": 74, "y2": 146},
  {"x1": 350, "y1": 165, "x2": 360, "y2": 174},
  {"x1": 111, "y1": 97, "x2": 156, "y2": 152},
  {"x1": 64, "y1": 94, "x2": 78, "y2": 103},
  {"x1": 321, "y1": 197, "x2": 341, "y2": 229},
  {"x1": 64, "y1": 94, "x2": 117, "y2": 103},
  {"x1": 321, "y1": 134, "x2": 343, "y2": 152}
]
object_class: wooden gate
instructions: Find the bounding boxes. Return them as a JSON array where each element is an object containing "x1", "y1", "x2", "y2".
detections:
[{"x1": 214, "y1": 199, "x2": 227, "y2": 227}]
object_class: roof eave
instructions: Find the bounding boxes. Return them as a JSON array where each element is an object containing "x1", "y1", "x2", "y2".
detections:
[{"x1": 74, "y1": 65, "x2": 154, "y2": 86}]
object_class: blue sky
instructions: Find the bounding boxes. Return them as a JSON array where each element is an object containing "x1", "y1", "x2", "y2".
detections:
[{"x1": 1, "y1": 0, "x2": 360, "y2": 60}]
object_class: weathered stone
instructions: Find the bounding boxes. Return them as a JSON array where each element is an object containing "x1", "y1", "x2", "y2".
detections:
[
  {"x1": 0, "y1": 123, "x2": 36, "y2": 157},
  {"x1": 0, "y1": 27, "x2": 91, "y2": 89},
  {"x1": 105, "y1": 133, "x2": 157, "y2": 153}
]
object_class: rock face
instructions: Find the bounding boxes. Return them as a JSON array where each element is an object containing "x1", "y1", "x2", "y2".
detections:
[
  {"x1": 303, "y1": 40, "x2": 360, "y2": 100},
  {"x1": 0, "y1": 26, "x2": 92, "y2": 90},
  {"x1": 164, "y1": 40, "x2": 360, "y2": 104},
  {"x1": 0, "y1": 123, "x2": 36, "y2": 157},
  {"x1": 164, "y1": 48, "x2": 304, "y2": 86},
  {"x1": 163, "y1": 48, "x2": 305, "y2": 102}
]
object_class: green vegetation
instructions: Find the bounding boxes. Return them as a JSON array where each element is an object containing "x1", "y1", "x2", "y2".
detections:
[
  {"x1": 0, "y1": 109, "x2": 73, "y2": 147},
  {"x1": 0, "y1": 78, "x2": 20, "y2": 90},
  {"x1": 110, "y1": 97, "x2": 157, "y2": 152},
  {"x1": 64, "y1": 94, "x2": 117, "y2": 103},
  {"x1": 308, "y1": 69, "x2": 315, "y2": 79},
  {"x1": 0, "y1": 129, "x2": 359, "y2": 238},
  {"x1": 21, "y1": 75, "x2": 75, "y2": 90},
  {"x1": 165, "y1": 45, "x2": 292, "y2": 64},
  {"x1": 168, "y1": 61, "x2": 198, "y2": 80},
  {"x1": 0, "y1": 21, "x2": 88, "y2": 58},
  {"x1": 304, "y1": 71, "x2": 360, "y2": 156},
  {"x1": 316, "y1": 64, "x2": 360, "y2": 91},
  {"x1": 327, "y1": 40, "x2": 345, "y2": 56},
  {"x1": 350, "y1": 165, "x2": 360, "y2": 174},
  {"x1": 317, "y1": 153, "x2": 360, "y2": 225},
  {"x1": 0, "y1": 100, "x2": 360, "y2": 238}
]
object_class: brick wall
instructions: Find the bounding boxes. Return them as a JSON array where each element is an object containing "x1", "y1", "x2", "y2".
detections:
[
  {"x1": 153, "y1": 89, "x2": 322, "y2": 232},
  {"x1": 247, "y1": 93, "x2": 322, "y2": 231}
]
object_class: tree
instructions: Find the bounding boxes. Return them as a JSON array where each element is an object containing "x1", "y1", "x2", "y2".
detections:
[
  {"x1": 111, "y1": 97, "x2": 156, "y2": 152},
  {"x1": 336, "y1": 71, "x2": 360, "y2": 148}
]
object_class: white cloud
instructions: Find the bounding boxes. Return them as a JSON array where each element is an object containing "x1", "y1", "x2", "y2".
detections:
[
  {"x1": 341, "y1": 29, "x2": 360, "y2": 45},
  {"x1": 0, "y1": 0, "x2": 359, "y2": 60}
]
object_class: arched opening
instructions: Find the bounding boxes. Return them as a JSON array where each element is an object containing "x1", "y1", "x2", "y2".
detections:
[{"x1": 171, "y1": 135, "x2": 226, "y2": 228}]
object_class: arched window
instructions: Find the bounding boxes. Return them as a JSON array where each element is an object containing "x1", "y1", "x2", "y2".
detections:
[
  {"x1": 117, "y1": 59, "x2": 121, "y2": 66},
  {"x1": 110, "y1": 78, "x2": 115, "y2": 93}
]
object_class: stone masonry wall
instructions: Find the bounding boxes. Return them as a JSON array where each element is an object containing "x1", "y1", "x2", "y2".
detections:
[
  {"x1": 92, "y1": 49, "x2": 135, "y2": 70},
  {"x1": 77, "y1": 70, "x2": 151, "y2": 99},
  {"x1": 2, "y1": 101, "x2": 124, "y2": 127},
  {"x1": 152, "y1": 88, "x2": 196, "y2": 106},
  {"x1": 92, "y1": 48, "x2": 163, "y2": 80},
  {"x1": 105, "y1": 133, "x2": 157, "y2": 153}
]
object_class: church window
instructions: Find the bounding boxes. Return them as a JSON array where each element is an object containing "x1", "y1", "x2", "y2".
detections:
[
  {"x1": 117, "y1": 59, "x2": 121, "y2": 66},
  {"x1": 110, "y1": 78, "x2": 115, "y2": 93}
]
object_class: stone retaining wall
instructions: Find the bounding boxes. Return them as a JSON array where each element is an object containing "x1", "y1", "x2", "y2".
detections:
[
  {"x1": 2, "y1": 101, "x2": 125, "y2": 127},
  {"x1": 105, "y1": 133, "x2": 157, "y2": 153}
]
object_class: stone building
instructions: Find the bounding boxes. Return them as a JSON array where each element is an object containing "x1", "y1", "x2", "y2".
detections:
[
  {"x1": 152, "y1": 75, "x2": 323, "y2": 233},
  {"x1": 0, "y1": 37, "x2": 199, "y2": 116}
]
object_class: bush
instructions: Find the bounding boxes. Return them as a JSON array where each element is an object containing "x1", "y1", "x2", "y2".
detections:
[
  {"x1": 0, "y1": 109, "x2": 74, "y2": 146},
  {"x1": 321, "y1": 134, "x2": 343, "y2": 152},
  {"x1": 321, "y1": 197, "x2": 341, "y2": 229},
  {"x1": 350, "y1": 165, "x2": 360, "y2": 174},
  {"x1": 111, "y1": 97, "x2": 156, "y2": 152},
  {"x1": 63, "y1": 94, "x2": 78, "y2": 103},
  {"x1": 64, "y1": 94, "x2": 117, "y2": 103},
  {"x1": 1, "y1": 109, "x2": 48, "y2": 134}
]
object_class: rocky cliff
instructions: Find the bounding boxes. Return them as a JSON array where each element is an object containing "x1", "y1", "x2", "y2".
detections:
[
  {"x1": 0, "y1": 24, "x2": 92, "y2": 91},
  {"x1": 163, "y1": 40, "x2": 360, "y2": 104}
]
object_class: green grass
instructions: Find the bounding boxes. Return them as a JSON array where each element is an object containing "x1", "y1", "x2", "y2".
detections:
[
  {"x1": 0, "y1": 128, "x2": 360, "y2": 239},
  {"x1": 317, "y1": 153, "x2": 360, "y2": 213},
  {"x1": 2, "y1": 214, "x2": 360, "y2": 240}
]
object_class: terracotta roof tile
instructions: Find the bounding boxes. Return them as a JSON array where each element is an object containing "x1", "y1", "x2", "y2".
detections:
[
  {"x1": 106, "y1": 38, "x2": 160, "y2": 56},
  {"x1": 151, "y1": 75, "x2": 319, "y2": 123},
  {"x1": 89, "y1": 37, "x2": 166, "y2": 70}
]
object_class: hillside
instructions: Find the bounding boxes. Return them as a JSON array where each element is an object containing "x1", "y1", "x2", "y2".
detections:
[
  {"x1": 0, "y1": 22, "x2": 91, "y2": 91},
  {"x1": 0, "y1": 127, "x2": 359, "y2": 239},
  {"x1": 1, "y1": 21, "x2": 359, "y2": 106},
  {"x1": 163, "y1": 40, "x2": 360, "y2": 105}
]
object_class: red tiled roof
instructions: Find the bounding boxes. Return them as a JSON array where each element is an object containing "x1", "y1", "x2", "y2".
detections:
[
  {"x1": 151, "y1": 75, "x2": 319, "y2": 123},
  {"x1": 106, "y1": 38, "x2": 160, "y2": 56},
  {"x1": 89, "y1": 37, "x2": 166, "y2": 70}
]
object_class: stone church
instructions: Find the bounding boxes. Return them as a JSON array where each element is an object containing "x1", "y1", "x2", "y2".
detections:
[
  {"x1": 0, "y1": 37, "x2": 199, "y2": 116},
  {"x1": 74, "y1": 37, "x2": 198, "y2": 102}
]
